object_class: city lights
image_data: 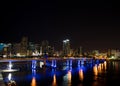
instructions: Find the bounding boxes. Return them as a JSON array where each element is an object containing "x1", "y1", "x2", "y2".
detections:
[
  {"x1": 0, "y1": 37, "x2": 119, "y2": 59},
  {"x1": 63, "y1": 39, "x2": 70, "y2": 44}
]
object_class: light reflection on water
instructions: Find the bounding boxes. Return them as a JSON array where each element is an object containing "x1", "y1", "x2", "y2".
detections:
[
  {"x1": 93, "y1": 64, "x2": 98, "y2": 81},
  {"x1": 79, "y1": 69, "x2": 84, "y2": 81},
  {"x1": 92, "y1": 61, "x2": 107, "y2": 86},
  {"x1": 98, "y1": 64, "x2": 102, "y2": 73},
  {"x1": 93, "y1": 61, "x2": 107, "y2": 76},
  {"x1": 31, "y1": 66, "x2": 37, "y2": 86},
  {"x1": 102, "y1": 61, "x2": 107, "y2": 72},
  {"x1": 31, "y1": 77, "x2": 37, "y2": 86},
  {"x1": 8, "y1": 73, "x2": 12, "y2": 81},
  {"x1": 93, "y1": 64, "x2": 98, "y2": 76},
  {"x1": 7, "y1": 73, "x2": 17, "y2": 86},
  {"x1": 52, "y1": 74, "x2": 57, "y2": 86},
  {"x1": 63, "y1": 70, "x2": 72, "y2": 86},
  {"x1": 2, "y1": 60, "x2": 118, "y2": 86},
  {"x1": 68, "y1": 70, "x2": 72, "y2": 86}
]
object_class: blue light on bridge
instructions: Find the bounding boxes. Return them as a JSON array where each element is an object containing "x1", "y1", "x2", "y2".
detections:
[
  {"x1": 67, "y1": 60, "x2": 69, "y2": 66},
  {"x1": 70, "y1": 60, "x2": 72, "y2": 66},
  {"x1": 32, "y1": 60, "x2": 37, "y2": 69},
  {"x1": 51, "y1": 60, "x2": 57, "y2": 68}
]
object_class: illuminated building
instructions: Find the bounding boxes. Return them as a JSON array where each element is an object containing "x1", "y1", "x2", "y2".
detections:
[
  {"x1": 0, "y1": 43, "x2": 4, "y2": 51},
  {"x1": 111, "y1": 49, "x2": 120, "y2": 58},
  {"x1": 12, "y1": 43, "x2": 21, "y2": 56},
  {"x1": 73, "y1": 47, "x2": 82, "y2": 57},
  {"x1": 48, "y1": 46, "x2": 54, "y2": 57},
  {"x1": 5, "y1": 43, "x2": 12, "y2": 57},
  {"x1": 79, "y1": 46, "x2": 83, "y2": 56},
  {"x1": 41, "y1": 40, "x2": 49, "y2": 56},
  {"x1": 0, "y1": 43, "x2": 12, "y2": 57},
  {"x1": 28, "y1": 42, "x2": 42, "y2": 56},
  {"x1": 12, "y1": 37, "x2": 28, "y2": 57},
  {"x1": 0, "y1": 43, "x2": 5, "y2": 56},
  {"x1": 41, "y1": 40, "x2": 55, "y2": 57},
  {"x1": 28, "y1": 42, "x2": 35, "y2": 56},
  {"x1": 63, "y1": 39, "x2": 70, "y2": 56},
  {"x1": 20, "y1": 37, "x2": 28, "y2": 56}
]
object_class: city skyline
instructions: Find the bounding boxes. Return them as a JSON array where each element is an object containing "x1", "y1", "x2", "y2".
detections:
[
  {"x1": 0, "y1": 37, "x2": 119, "y2": 52},
  {"x1": 1, "y1": 37, "x2": 120, "y2": 58},
  {"x1": 1, "y1": 0, "x2": 119, "y2": 50}
]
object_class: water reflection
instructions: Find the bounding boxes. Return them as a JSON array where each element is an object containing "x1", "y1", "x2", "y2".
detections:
[
  {"x1": 68, "y1": 71, "x2": 72, "y2": 86},
  {"x1": 31, "y1": 77, "x2": 37, "y2": 86},
  {"x1": 93, "y1": 61, "x2": 107, "y2": 83},
  {"x1": 32, "y1": 69, "x2": 36, "y2": 77},
  {"x1": 103, "y1": 61, "x2": 107, "y2": 71},
  {"x1": 92, "y1": 62, "x2": 106, "y2": 86},
  {"x1": 31, "y1": 67, "x2": 37, "y2": 86},
  {"x1": 93, "y1": 64, "x2": 98, "y2": 76},
  {"x1": 52, "y1": 74, "x2": 57, "y2": 86},
  {"x1": 7, "y1": 73, "x2": 16, "y2": 86},
  {"x1": 93, "y1": 62, "x2": 106, "y2": 76},
  {"x1": 63, "y1": 70, "x2": 72, "y2": 86},
  {"x1": 98, "y1": 64, "x2": 102, "y2": 73},
  {"x1": 92, "y1": 81, "x2": 99, "y2": 86},
  {"x1": 8, "y1": 73, "x2": 12, "y2": 81},
  {"x1": 79, "y1": 69, "x2": 84, "y2": 81},
  {"x1": 0, "y1": 60, "x2": 109, "y2": 86},
  {"x1": 93, "y1": 64, "x2": 98, "y2": 80}
]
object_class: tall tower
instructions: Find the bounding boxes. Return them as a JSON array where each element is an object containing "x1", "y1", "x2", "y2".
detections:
[
  {"x1": 79, "y1": 46, "x2": 82, "y2": 56},
  {"x1": 63, "y1": 39, "x2": 70, "y2": 56},
  {"x1": 20, "y1": 37, "x2": 28, "y2": 56},
  {"x1": 41, "y1": 40, "x2": 49, "y2": 55}
]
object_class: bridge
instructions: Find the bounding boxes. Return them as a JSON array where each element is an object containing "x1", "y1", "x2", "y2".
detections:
[{"x1": 0, "y1": 57, "x2": 105, "y2": 68}]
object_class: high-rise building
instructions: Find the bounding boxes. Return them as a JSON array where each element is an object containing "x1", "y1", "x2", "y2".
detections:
[
  {"x1": 0, "y1": 43, "x2": 5, "y2": 53},
  {"x1": 63, "y1": 39, "x2": 70, "y2": 56},
  {"x1": 20, "y1": 37, "x2": 28, "y2": 56},
  {"x1": 41, "y1": 40, "x2": 49, "y2": 55},
  {"x1": 48, "y1": 46, "x2": 54, "y2": 57},
  {"x1": 0, "y1": 43, "x2": 12, "y2": 57},
  {"x1": 79, "y1": 46, "x2": 83, "y2": 56},
  {"x1": 12, "y1": 43, "x2": 21, "y2": 55}
]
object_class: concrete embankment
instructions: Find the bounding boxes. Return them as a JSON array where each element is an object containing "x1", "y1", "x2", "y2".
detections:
[{"x1": 0, "y1": 72, "x2": 5, "y2": 86}]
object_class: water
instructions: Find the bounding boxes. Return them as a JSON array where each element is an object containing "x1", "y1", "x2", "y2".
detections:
[{"x1": 0, "y1": 60, "x2": 120, "y2": 86}]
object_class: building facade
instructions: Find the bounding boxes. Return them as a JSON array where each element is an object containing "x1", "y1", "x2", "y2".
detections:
[{"x1": 63, "y1": 39, "x2": 70, "y2": 56}]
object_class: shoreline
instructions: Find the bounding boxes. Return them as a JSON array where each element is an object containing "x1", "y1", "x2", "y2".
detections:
[{"x1": 106, "y1": 58, "x2": 120, "y2": 61}]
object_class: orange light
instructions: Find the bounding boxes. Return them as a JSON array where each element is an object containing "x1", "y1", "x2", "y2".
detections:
[
  {"x1": 79, "y1": 69, "x2": 84, "y2": 81},
  {"x1": 31, "y1": 77, "x2": 37, "y2": 86},
  {"x1": 52, "y1": 74, "x2": 57, "y2": 86},
  {"x1": 98, "y1": 64, "x2": 102, "y2": 73},
  {"x1": 68, "y1": 71, "x2": 72, "y2": 86},
  {"x1": 104, "y1": 61, "x2": 107, "y2": 70},
  {"x1": 93, "y1": 64, "x2": 98, "y2": 76}
]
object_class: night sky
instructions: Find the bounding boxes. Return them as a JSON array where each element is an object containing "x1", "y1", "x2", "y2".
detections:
[{"x1": 1, "y1": 0, "x2": 119, "y2": 50}]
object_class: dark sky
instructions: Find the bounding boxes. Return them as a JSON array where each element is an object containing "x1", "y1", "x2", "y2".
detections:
[{"x1": 0, "y1": 0, "x2": 119, "y2": 50}]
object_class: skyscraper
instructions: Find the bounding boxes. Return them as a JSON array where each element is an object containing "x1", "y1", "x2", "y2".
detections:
[
  {"x1": 41, "y1": 40, "x2": 49, "y2": 55},
  {"x1": 63, "y1": 39, "x2": 70, "y2": 56},
  {"x1": 20, "y1": 37, "x2": 28, "y2": 56}
]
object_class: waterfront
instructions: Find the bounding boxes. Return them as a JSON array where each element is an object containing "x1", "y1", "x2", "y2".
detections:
[{"x1": 0, "y1": 59, "x2": 120, "y2": 86}]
